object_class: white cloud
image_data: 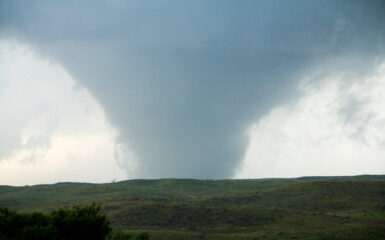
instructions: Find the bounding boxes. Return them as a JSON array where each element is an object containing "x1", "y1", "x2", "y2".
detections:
[
  {"x1": 235, "y1": 61, "x2": 385, "y2": 179},
  {"x1": 0, "y1": 40, "x2": 131, "y2": 186}
]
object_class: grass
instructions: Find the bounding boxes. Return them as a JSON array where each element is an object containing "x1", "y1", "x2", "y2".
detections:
[{"x1": 1, "y1": 175, "x2": 384, "y2": 239}]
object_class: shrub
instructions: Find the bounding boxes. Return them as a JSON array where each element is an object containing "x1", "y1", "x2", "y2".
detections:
[
  {"x1": 0, "y1": 203, "x2": 111, "y2": 240},
  {"x1": 51, "y1": 203, "x2": 111, "y2": 240}
]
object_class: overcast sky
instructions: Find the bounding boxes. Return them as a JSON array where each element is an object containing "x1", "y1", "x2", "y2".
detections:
[{"x1": 1, "y1": 0, "x2": 385, "y2": 185}]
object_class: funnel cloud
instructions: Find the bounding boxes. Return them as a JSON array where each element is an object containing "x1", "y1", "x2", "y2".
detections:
[{"x1": 1, "y1": 1, "x2": 384, "y2": 179}]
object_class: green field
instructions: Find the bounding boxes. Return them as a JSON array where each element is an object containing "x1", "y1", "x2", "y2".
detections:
[{"x1": 1, "y1": 175, "x2": 384, "y2": 240}]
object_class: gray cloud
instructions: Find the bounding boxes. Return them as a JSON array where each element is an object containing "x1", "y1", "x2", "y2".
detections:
[{"x1": 1, "y1": 0, "x2": 384, "y2": 178}]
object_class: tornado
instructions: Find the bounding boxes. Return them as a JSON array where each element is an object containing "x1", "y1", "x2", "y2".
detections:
[{"x1": 1, "y1": 0, "x2": 384, "y2": 178}]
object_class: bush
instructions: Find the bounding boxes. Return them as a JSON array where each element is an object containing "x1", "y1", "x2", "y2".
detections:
[
  {"x1": 0, "y1": 203, "x2": 111, "y2": 240},
  {"x1": 51, "y1": 203, "x2": 111, "y2": 240}
]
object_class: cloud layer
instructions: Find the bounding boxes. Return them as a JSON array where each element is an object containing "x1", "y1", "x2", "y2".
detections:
[
  {"x1": 236, "y1": 60, "x2": 385, "y2": 178},
  {"x1": 0, "y1": 40, "x2": 126, "y2": 185}
]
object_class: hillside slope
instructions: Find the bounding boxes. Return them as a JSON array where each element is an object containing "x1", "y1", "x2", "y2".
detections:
[{"x1": 1, "y1": 175, "x2": 384, "y2": 240}]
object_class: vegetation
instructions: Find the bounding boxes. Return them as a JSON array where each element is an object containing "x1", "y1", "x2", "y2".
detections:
[
  {"x1": 0, "y1": 204, "x2": 148, "y2": 240},
  {"x1": 0, "y1": 203, "x2": 110, "y2": 240},
  {"x1": 0, "y1": 175, "x2": 384, "y2": 239}
]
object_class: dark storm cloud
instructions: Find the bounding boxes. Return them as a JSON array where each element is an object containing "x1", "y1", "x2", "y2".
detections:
[{"x1": 1, "y1": 0, "x2": 384, "y2": 178}]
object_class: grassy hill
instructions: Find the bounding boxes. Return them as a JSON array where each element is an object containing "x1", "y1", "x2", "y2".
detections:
[{"x1": 1, "y1": 175, "x2": 384, "y2": 239}]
